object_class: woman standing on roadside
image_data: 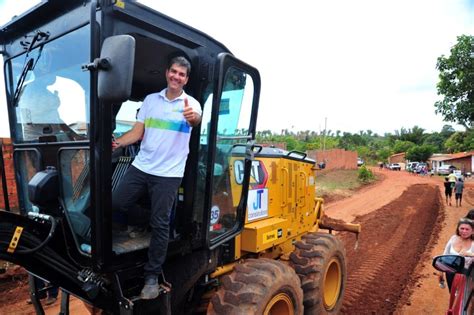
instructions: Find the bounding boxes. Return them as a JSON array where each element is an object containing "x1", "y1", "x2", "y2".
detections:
[
  {"x1": 454, "y1": 178, "x2": 465, "y2": 207},
  {"x1": 444, "y1": 177, "x2": 453, "y2": 206},
  {"x1": 439, "y1": 218, "x2": 474, "y2": 291}
]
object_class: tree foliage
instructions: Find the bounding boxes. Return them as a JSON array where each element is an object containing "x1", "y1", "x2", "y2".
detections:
[
  {"x1": 254, "y1": 124, "x2": 470, "y2": 165},
  {"x1": 390, "y1": 126, "x2": 426, "y2": 145},
  {"x1": 405, "y1": 144, "x2": 436, "y2": 162},
  {"x1": 444, "y1": 130, "x2": 474, "y2": 153},
  {"x1": 435, "y1": 35, "x2": 474, "y2": 129},
  {"x1": 358, "y1": 165, "x2": 374, "y2": 183},
  {"x1": 392, "y1": 140, "x2": 415, "y2": 153}
]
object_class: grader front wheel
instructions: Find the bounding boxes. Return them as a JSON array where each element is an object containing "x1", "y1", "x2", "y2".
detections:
[
  {"x1": 290, "y1": 232, "x2": 347, "y2": 314},
  {"x1": 208, "y1": 258, "x2": 304, "y2": 315}
]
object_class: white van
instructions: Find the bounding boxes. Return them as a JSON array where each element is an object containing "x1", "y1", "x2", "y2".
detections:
[{"x1": 437, "y1": 164, "x2": 456, "y2": 175}]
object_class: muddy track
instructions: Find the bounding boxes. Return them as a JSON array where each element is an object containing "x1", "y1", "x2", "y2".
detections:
[
  {"x1": 337, "y1": 184, "x2": 442, "y2": 314},
  {"x1": 464, "y1": 188, "x2": 474, "y2": 207}
]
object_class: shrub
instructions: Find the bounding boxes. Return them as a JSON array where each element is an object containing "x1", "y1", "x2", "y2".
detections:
[{"x1": 358, "y1": 165, "x2": 374, "y2": 183}]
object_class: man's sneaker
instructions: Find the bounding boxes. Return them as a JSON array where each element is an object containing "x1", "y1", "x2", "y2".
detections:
[
  {"x1": 129, "y1": 226, "x2": 148, "y2": 239},
  {"x1": 44, "y1": 296, "x2": 57, "y2": 306},
  {"x1": 26, "y1": 296, "x2": 46, "y2": 304},
  {"x1": 140, "y1": 277, "x2": 159, "y2": 300},
  {"x1": 26, "y1": 296, "x2": 55, "y2": 305},
  {"x1": 112, "y1": 223, "x2": 130, "y2": 237}
]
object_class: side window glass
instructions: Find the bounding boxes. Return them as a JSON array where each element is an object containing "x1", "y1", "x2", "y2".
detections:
[
  {"x1": 208, "y1": 68, "x2": 254, "y2": 241},
  {"x1": 10, "y1": 25, "x2": 90, "y2": 143},
  {"x1": 114, "y1": 100, "x2": 142, "y2": 137},
  {"x1": 59, "y1": 148, "x2": 91, "y2": 253},
  {"x1": 14, "y1": 150, "x2": 41, "y2": 213}
]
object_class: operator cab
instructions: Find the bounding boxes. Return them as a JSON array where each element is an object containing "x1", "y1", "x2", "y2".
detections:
[{"x1": 1, "y1": 1, "x2": 260, "y2": 311}]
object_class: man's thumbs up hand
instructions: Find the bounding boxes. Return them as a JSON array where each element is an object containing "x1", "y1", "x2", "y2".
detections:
[{"x1": 183, "y1": 97, "x2": 194, "y2": 124}]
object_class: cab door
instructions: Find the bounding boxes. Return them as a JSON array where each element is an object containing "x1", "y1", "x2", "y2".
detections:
[{"x1": 201, "y1": 53, "x2": 260, "y2": 249}]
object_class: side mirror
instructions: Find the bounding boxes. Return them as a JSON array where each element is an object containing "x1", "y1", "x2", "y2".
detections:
[
  {"x1": 98, "y1": 35, "x2": 135, "y2": 103},
  {"x1": 432, "y1": 255, "x2": 465, "y2": 273}
]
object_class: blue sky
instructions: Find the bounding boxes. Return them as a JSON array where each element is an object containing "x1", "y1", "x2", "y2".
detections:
[{"x1": 0, "y1": 0, "x2": 473, "y2": 137}]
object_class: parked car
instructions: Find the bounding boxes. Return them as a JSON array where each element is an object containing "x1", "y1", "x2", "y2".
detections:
[
  {"x1": 357, "y1": 158, "x2": 364, "y2": 167},
  {"x1": 389, "y1": 163, "x2": 401, "y2": 171},
  {"x1": 437, "y1": 164, "x2": 457, "y2": 175},
  {"x1": 432, "y1": 255, "x2": 473, "y2": 314},
  {"x1": 407, "y1": 162, "x2": 419, "y2": 172},
  {"x1": 414, "y1": 162, "x2": 428, "y2": 174}
]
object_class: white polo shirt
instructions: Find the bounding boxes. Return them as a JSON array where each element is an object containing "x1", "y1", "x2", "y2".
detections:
[{"x1": 132, "y1": 88, "x2": 202, "y2": 177}]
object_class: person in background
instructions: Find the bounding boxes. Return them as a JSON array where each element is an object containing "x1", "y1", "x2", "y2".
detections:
[
  {"x1": 454, "y1": 177, "x2": 465, "y2": 207},
  {"x1": 26, "y1": 276, "x2": 58, "y2": 306},
  {"x1": 444, "y1": 177, "x2": 453, "y2": 206},
  {"x1": 438, "y1": 218, "x2": 474, "y2": 292},
  {"x1": 448, "y1": 171, "x2": 457, "y2": 189}
]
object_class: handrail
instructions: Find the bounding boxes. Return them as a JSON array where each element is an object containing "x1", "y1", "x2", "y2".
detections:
[
  {"x1": 217, "y1": 135, "x2": 252, "y2": 141},
  {"x1": 298, "y1": 171, "x2": 307, "y2": 208},
  {"x1": 281, "y1": 167, "x2": 289, "y2": 208},
  {"x1": 286, "y1": 150, "x2": 307, "y2": 160},
  {"x1": 0, "y1": 140, "x2": 10, "y2": 211}
]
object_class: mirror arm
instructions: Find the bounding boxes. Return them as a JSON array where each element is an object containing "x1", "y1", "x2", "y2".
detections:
[{"x1": 81, "y1": 57, "x2": 111, "y2": 72}]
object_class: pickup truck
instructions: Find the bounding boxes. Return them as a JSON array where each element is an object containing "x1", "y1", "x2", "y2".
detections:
[{"x1": 389, "y1": 163, "x2": 401, "y2": 171}]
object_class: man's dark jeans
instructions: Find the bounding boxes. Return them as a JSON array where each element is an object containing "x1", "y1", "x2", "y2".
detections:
[{"x1": 113, "y1": 165, "x2": 181, "y2": 278}]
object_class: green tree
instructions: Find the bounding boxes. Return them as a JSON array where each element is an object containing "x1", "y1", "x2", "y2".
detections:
[
  {"x1": 356, "y1": 146, "x2": 371, "y2": 161},
  {"x1": 376, "y1": 147, "x2": 393, "y2": 162},
  {"x1": 392, "y1": 140, "x2": 415, "y2": 153},
  {"x1": 406, "y1": 145, "x2": 435, "y2": 162},
  {"x1": 358, "y1": 165, "x2": 374, "y2": 183},
  {"x1": 444, "y1": 131, "x2": 474, "y2": 152},
  {"x1": 339, "y1": 132, "x2": 367, "y2": 150},
  {"x1": 440, "y1": 124, "x2": 456, "y2": 139},
  {"x1": 465, "y1": 130, "x2": 474, "y2": 150},
  {"x1": 435, "y1": 35, "x2": 474, "y2": 129},
  {"x1": 390, "y1": 126, "x2": 426, "y2": 145},
  {"x1": 423, "y1": 133, "x2": 444, "y2": 152},
  {"x1": 284, "y1": 136, "x2": 298, "y2": 151}
]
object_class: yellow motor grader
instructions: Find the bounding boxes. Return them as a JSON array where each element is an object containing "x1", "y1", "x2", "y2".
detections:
[{"x1": 0, "y1": 1, "x2": 359, "y2": 314}]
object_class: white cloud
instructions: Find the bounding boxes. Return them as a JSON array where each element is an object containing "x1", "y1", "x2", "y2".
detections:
[
  {"x1": 0, "y1": 0, "x2": 41, "y2": 26},
  {"x1": 144, "y1": 0, "x2": 472, "y2": 134},
  {"x1": 0, "y1": 0, "x2": 472, "y2": 137}
]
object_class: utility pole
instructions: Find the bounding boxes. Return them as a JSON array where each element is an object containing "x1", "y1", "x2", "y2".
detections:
[
  {"x1": 323, "y1": 117, "x2": 327, "y2": 152},
  {"x1": 319, "y1": 124, "x2": 322, "y2": 149}
]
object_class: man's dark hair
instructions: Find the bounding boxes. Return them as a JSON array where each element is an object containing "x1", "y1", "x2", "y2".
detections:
[
  {"x1": 168, "y1": 56, "x2": 191, "y2": 76},
  {"x1": 465, "y1": 209, "x2": 474, "y2": 220}
]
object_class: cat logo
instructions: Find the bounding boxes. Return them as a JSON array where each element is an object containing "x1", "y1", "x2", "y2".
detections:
[{"x1": 233, "y1": 160, "x2": 268, "y2": 189}]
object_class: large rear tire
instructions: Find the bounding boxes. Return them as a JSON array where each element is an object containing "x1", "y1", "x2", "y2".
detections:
[
  {"x1": 290, "y1": 232, "x2": 347, "y2": 314},
  {"x1": 208, "y1": 258, "x2": 304, "y2": 315}
]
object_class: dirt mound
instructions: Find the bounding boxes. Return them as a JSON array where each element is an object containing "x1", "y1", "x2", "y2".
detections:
[
  {"x1": 338, "y1": 184, "x2": 442, "y2": 314},
  {"x1": 0, "y1": 264, "x2": 30, "y2": 312}
]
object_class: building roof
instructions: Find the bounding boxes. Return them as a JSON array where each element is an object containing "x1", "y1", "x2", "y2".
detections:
[
  {"x1": 389, "y1": 152, "x2": 405, "y2": 158},
  {"x1": 429, "y1": 154, "x2": 452, "y2": 162},
  {"x1": 443, "y1": 151, "x2": 474, "y2": 161}
]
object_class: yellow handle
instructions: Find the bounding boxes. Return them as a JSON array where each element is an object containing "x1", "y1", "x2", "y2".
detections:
[
  {"x1": 281, "y1": 167, "x2": 289, "y2": 208},
  {"x1": 7, "y1": 226, "x2": 24, "y2": 253}
]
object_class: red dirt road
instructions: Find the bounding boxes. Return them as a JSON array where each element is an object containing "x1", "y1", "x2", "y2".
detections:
[
  {"x1": 338, "y1": 184, "x2": 442, "y2": 313},
  {"x1": 325, "y1": 169, "x2": 474, "y2": 314},
  {"x1": 1, "y1": 168, "x2": 473, "y2": 314}
]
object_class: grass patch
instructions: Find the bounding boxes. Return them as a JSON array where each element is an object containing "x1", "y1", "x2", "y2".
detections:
[{"x1": 316, "y1": 169, "x2": 377, "y2": 201}]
